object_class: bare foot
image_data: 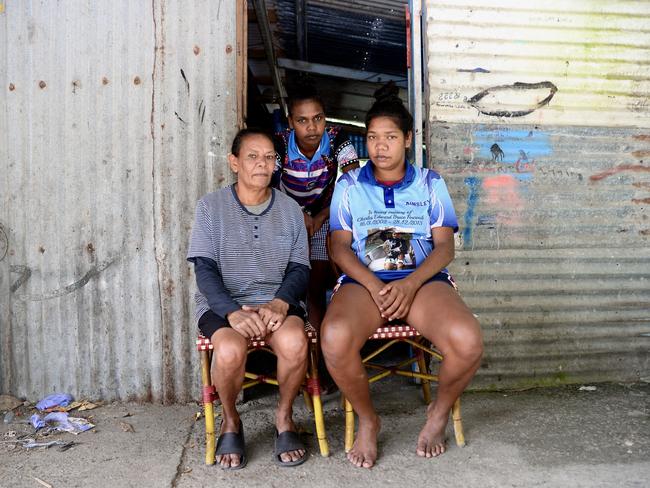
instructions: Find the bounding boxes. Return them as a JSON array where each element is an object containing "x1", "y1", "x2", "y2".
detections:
[
  {"x1": 217, "y1": 452, "x2": 242, "y2": 468},
  {"x1": 348, "y1": 415, "x2": 381, "y2": 468},
  {"x1": 416, "y1": 406, "x2": 447, "y2": 458},
  {"x1": 276, "y1": 411, "x2": 305, "y2": 464},
  {"x1": 217, "y1": 416, "x2": 243, "y2": 468}
]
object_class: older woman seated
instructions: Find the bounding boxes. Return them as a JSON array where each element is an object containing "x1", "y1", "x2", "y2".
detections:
[{"x1": 187, "y1": 128, "x2": 310, "y2": 469}]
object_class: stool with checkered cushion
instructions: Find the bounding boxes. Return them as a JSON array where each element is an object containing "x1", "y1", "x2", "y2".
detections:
[
  {"x1": 342, "y1": 323, "x2": 465, "y2": 453},
  {"x1": 197, "y1": 322, "x2": 329, "y2": 465}
]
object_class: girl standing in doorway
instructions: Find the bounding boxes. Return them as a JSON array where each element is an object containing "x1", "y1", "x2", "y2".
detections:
[{"x1": 273, "y1": 82, "x2": 360, "y2": 331}]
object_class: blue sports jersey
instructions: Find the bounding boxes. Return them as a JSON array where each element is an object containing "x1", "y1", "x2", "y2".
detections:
[{"x1": 329, "y1": 162, "x2": 458, "y2": 280}]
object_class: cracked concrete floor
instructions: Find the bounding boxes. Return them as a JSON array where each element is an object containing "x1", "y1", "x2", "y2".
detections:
[{"x1": 1, "y1": 382, "x2": 648, "y2": 488}]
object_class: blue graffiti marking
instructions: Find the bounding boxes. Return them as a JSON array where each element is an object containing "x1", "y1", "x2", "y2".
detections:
[
  {"x1": 474, "y1": 129, "x2": 551, "y2": 162},
  {"x1": 514, "y1": 173, "x2": 534, "y2": 182},
  {"x1": 463, "y1": 177, "x2": 481, "y2": 248}
]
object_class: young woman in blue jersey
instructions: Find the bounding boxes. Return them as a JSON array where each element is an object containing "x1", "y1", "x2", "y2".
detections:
[
  {"x1": 273, "y1": 83, "x2": 359, "y2": 331},
  {"x1": 322, "y1": 83, "x2": 483, "y2": 468}
]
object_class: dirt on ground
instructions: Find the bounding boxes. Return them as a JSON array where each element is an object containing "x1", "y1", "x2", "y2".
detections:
[{"x1": 1, "y1": 381, "x2": 648, "y2": 488}]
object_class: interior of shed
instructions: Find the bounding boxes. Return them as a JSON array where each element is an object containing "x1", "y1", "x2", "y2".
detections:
[{"x1": 244, "y1": 0, "x2": 413, "y2": 160}]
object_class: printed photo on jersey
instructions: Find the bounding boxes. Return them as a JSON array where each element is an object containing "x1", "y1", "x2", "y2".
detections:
[{"x1": 364, "y1": 227, "x2": 416, "y2": 271}]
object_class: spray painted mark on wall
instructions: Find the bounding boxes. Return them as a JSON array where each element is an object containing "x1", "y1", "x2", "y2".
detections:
[
  {"x1": 0, "y1": 225, "x2": 7, "y2": 262},
  {"x1": 590, "y1": 164, "x2": 650, "y2": 181},
  {"x1": 175, "y1": 68, "x2": 208, "y2": 127},
  {"x1": 10, "y1": 265, "x2": 31, "y2": 293},
  {"x1": 461, "y1": 128, "x2": 551, "y2": 180},
  {"x1": 482, "y1": 175, "x2": 524, "y2": 226},
  {"x1": 457, "y1": 67, "x2": 490, "y2": 73},
  {"x1": 198, "y1": 99, "x2": 206, "y2": 124},
  {"x1": 174, "y1": 111, "x2": 187, "y2": 125},
  {"x1": 463, "y1": 174, "x2": 528, "y2": 248},
  {"x1": 463, "y1": 177, "x2": 481, "y2": 247},
  {"x1": 180, "y1": 69, "x2": 190, "y2": 94},
  {"x1": 14, "y1": 258, "x2": 115, "y2": 301},
  {"x1": 631, "y1": 150, "x2": 650, "y2": 159},
  {"x1": 468, "y1": 81, "x2": 558, "y2": 117},
  {"x1": 515, "y1": 150, "x2": 536, "y2": 173},
  {"x1": 474, "y1": 129, "x2": 552, "y2": 164},
  {"x1": 490, "y1": 143, "x2": 504, "y2": 161}
]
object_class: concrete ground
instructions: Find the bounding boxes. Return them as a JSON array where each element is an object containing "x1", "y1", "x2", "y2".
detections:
[{"x1": 0, "y1": 381, "x2": 648, "y2": 488}]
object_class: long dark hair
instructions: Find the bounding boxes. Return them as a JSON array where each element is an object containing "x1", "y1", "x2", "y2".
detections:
[{"x1": 365, "y1": 82, "x2": 413, "y2": 135}]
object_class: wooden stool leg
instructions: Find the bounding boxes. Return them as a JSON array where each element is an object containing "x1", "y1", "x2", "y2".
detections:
[
  {"x1": 452, "y1": 397, "x2": 466, "y2": 447},
  {"x1": 308, "y1": 344, "x2": 329, "y2": 456},
  {"x1": 344, "y1": 397, "x2": 355, "y2": 453},
  {"x1": 416, "y1": 348, "x2": 432, "y2": 404},
  {"x1": 201, "y1": 349, "x2": 216, "y2": 465}
]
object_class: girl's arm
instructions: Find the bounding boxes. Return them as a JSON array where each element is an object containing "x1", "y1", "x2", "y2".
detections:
[{"x1": 330, "y1": 229, "x2": 387, "y2": 312}]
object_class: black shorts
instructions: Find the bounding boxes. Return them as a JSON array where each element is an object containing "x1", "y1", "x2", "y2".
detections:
[{"x1": 198, "y1": 304, "x2": 306, "y2": 340}]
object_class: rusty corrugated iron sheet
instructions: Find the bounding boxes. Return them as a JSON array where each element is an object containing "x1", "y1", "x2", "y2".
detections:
[
  {"x1": 425, "y1": 0, "x2": 650, "y2": 389},
  {"x1": 0, "y1": 1, "x2": 238, "y2": 402}
]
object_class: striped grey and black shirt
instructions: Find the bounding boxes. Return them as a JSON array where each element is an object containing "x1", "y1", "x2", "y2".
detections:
[{"x1": 187, "y1": 185, "x2": 309, "y2": 322}]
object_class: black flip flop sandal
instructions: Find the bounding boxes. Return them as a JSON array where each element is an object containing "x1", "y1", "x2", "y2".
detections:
[
  {"x1": 215, "y1": 421, "x2": 247, "y2": 470},
  {"x1": 274, "y1": 429, "x2": 308, "y2": 467}
]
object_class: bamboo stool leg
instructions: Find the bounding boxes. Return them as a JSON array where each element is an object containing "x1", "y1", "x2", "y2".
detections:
[
  {"x1": 308, "y1": 345, "x2": 329, "y2": 456},
  {"x1": 344, "y1": 397, "x2": 355, "y2": 453},
  {"x1": 200, "y1": 349, "x2": 216, "y2": 465},
  {"x1": 302, "y1": 340, "x2": 314, "y2": 410},
  {"x1": 312, "y1": 392, "x2": 329, "y2": 457},
  {"x1": 303, "y1": 388, "x2": 314, "y2": 412},
  {"x1": 416, "y1": 348, "x2": 432, "y2": 404},
  {"x1": 452, "y1": 397, "x2": 465, "y2": 447}
]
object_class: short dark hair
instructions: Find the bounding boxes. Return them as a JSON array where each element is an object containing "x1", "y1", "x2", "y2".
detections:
[
  {"x1": 365, "y1": 81, "x2": 413, "y2": 135},
  {"x1": 230, "y1": 127, "x2": 273, "y2": 156},
  {"x1": 287, "y1": 79, "x2": 325, "y2": 116}
]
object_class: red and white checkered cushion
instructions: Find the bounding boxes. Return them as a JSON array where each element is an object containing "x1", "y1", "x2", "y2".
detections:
[
  {"x1": 196, "y1": 322, "x2": 318, "y2": 351},
  {"x1": 370, "y1": 324, "x2": 420, "y2": 339}
]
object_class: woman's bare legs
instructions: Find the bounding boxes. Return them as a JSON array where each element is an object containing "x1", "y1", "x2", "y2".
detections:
[
  {"x1": 406, "y1": 282, "x2": 483, "y2": 458},
  {"x1": 266, "y1": 316, "x2": 309, "y2": 463},
  {"x1": 210, "y1": 328, "x2": 248, "y2": 468},
  {"x1": 321, "y1": 284, "x2": 385, "y2": 468}
]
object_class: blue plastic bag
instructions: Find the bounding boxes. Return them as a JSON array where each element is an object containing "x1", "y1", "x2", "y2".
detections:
[
  {"x1": 30, "y1": 411, "x2": 94, "y2": 434},
  {"x1": 31, "y1": 411, "x2": 69, "y2": 430},
  {"x1": 30, "y1": 413, "x2": 46, "y2": 429},
  {"x1": 35, "y1": 393, "x2": 73, "y2": 411}
]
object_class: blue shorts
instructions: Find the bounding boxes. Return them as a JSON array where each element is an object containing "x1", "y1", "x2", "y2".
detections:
[{"x1": 337, "y1": 271, "x2": 457, "y2": 289}]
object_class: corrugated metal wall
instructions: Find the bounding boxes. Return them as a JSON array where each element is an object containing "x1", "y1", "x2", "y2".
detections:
[
  {"x1": 0, "y1": 1, "x2": 238, "y2": 402},
  {"x1": 425, "y1": 0, "x2": 650, "y2": 389}
]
